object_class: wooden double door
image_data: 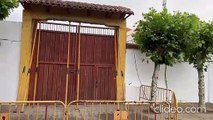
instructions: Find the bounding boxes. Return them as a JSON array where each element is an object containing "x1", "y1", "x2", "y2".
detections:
[{"x1": 28, "y1": 24, "x2": 117, "y2": 103}]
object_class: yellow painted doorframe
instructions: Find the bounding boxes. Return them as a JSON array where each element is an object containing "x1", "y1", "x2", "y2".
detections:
[{"x1": 17, "y1": 10, "x2": 127, "y2": 101}]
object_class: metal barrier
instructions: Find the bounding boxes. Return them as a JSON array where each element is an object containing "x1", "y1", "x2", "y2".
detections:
[
  {"x1": 170, "y1": 92, "x2": 178, "y2": 120},
  {"x1": 139, "y1": 85, "x2": 173, "y2": 102},
  {"x1": 67, "y1": 100, "x2": 177, "y2": 120},
  {"x1": 0, "y1": 101, "x2": 66, "y2": 120},
  {"x1": 0, "y1": 100, "x2": 177, "y2": 120},
  {"x1": 139, "y1": 85, "x2": 178, "y2": 120}
]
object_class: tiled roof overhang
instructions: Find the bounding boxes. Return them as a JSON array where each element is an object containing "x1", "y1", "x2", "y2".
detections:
[{"x1": 20, "y1": 0, "x2": 134, "y2": 19}]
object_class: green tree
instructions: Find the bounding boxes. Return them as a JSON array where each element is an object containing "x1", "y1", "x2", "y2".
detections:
[
  {"x1": 133, "y1": 8, "x2": 200, "y2": 101},
  {"x1": 0, "y1": 0, "x2": 18, "y2": 20},
  {"x1": 184, "y1": 21, "x2": 213, "y2": 110}
]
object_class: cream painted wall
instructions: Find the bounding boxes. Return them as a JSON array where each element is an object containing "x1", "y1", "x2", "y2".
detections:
[
  {"x1": 0, "y1": 21, "x2": 21, "y2": 101},
  {"x1": 125, "y1": 49, "x2": 211, "y2": 103}
]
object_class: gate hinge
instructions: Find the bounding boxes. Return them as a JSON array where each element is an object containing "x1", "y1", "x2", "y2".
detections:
[
  {"x1": 114, "y1": 71, "x2": 118, "y2": 77},
  {"x1": 27, "y1": 68, "x2": 31, "y2": 76},
  {"x1": 121, "y1": 71, "x2": 124, "y2": 77},
  {"x1": 22, "y1": 66, "x2": 26, "y2": 73}
]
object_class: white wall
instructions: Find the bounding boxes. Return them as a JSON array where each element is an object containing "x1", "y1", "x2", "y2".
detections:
[
  {"x1": 207, "y1": 63, "x2": 213, "y2": 103},
  {"x1": 125, "y1": 49, "x2": 210, "y2": 103},
  {"x1": 0, "y1": 21, "x2": 21, "y2": 101},
  {"x1": 0, "y1": 21, "x2": 212, "y2": 103}
]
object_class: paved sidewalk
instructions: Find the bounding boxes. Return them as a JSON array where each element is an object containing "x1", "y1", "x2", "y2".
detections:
[
  {"x1": 178, "y1": 103, "x2": 213, "y2": 120},
  {"x1": 0, "y1": 102, "x2": 212, "y2": 119},
  {"x1": 179, "y1": 113, "x2": 213, "y2": 120}
]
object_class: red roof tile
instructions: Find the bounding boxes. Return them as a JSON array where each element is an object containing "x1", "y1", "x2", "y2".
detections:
[{"x1": 20, "y1": 0, "x2": 134, "y2": 16}]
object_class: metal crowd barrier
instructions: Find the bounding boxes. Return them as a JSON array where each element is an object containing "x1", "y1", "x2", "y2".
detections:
[
  {"x1": 0, "y1": 100, "x2": 177, "y2": 120},
  {"x1": 139, "y1": 85, "x2": 178, "y2": 120},
  {"x1": 0, "y1": 101, "x2": 66, "y2": 120},
  {"x1": 139, "y1": 85, "x2": 173, "y2": 102},
  {"x1": 67, "y1": 100, "x2": 176, "y2": 120}
]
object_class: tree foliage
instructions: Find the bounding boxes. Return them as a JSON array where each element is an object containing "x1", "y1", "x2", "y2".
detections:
[
  {"x1": 184, "y1": 22, "x2": 213, "y2": 70},
  {"x1": 133, "y1": 8, "x2": 200, "y2": 66},
  {"x1": 183, "y1": 21, "x2": 213, "y2": 109},
  {"x1": 133, "y1": 8, "x2": 200, "y2": 101},
  {"x1": 133, "y1": 7, "x2": 213, "y2": 108},
  {"x1": 0, "y1": 0, "x2": 18, "y2": 20}
]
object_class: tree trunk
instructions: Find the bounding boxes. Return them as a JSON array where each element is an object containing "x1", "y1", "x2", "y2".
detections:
[
  {"x1": 150, "y1": 63, "x2": 160, "y2": 101},
  {"x1": 164, "y1": 65, "x2": 169, "y2": 101},
  {"x1": 197, "y1": 67, "x2": 206, "y2": 111}
]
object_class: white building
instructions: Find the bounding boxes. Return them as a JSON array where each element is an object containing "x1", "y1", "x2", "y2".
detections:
[
  {"x1": 0, "y1": 21, "x2": 21, "y2": 101},
  {"x1": 0, "y1": 21, "x2": 213, "y2": 103},
  {"x1": 125, "y1": 30, "x2": 213, "y2": 103}
]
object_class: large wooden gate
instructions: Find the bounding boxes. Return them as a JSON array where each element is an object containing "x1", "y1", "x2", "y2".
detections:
[{"x1": 28, "y1": 22, "x2": 117, "y2": 103}]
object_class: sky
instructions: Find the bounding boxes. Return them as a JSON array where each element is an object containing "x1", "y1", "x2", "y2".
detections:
[{"x1": 6, "y1": 0, "x2": 213, "y2": 28}]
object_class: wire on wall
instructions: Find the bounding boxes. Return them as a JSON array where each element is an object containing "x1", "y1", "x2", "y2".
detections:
[{"x1": 133, "y1": 49, "x2": 143, "y2": 85}]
